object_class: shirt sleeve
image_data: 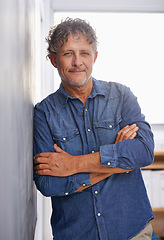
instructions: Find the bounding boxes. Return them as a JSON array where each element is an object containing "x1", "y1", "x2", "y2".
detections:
[
  {"x1": 100, "y1": 86, "x2": 154, "y2": 170},
  {"x1": 33, "y1": 105, "x2": 91, "y2": 197}
]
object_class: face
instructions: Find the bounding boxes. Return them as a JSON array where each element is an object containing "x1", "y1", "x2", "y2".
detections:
[{"x1": 50, "y1": 34, "x2": 98, "y2": 88}]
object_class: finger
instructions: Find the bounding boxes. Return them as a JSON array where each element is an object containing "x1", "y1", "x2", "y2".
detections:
[
  {"x1": 34, "y1": 163, "x2": 49, "y2": 171},
  {"x1": 128, "y1": 125, "x2": 139, "y2": 136},
  {"x1": 116, "y1": 125, "x2": 131, "y2": 142},
  {"x1": 120, "y1": 127, "x2": 138, "y2": 141},
  {"x1": 115, "y1": 125, "x2": 129, "y2": 143},
  {"x1": 115, "y1": 124, "x2": 138, "y2": 143},
  {"x1": 36, "y1": 168, "x2": 67, "y2": 177},
  {"x1": 122, "y1": 126, "x2": 139, "y2": 140},
  {"x1": 129, "y1": 124, "x2": 138, "y2": 130},
  {"x1": 53, "y1": 144, "x2": 63, "y2": 153},
  {"x1": 34, "y1": 156, "x2": 49, "y2": 165},
  {"x1": 34, "y1": 152, "x2": 52, "y2": 159},
  {"x1": 128, "y1": 132, "x2": 137, "y2": 139},
  {"x1": 36, "y1": 169, "x2": 53, "y2": 176}
]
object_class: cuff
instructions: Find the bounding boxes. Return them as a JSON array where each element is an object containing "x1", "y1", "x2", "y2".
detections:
[
  {"x1": 100, "y1": 144, "x2": 118, "y2": 167},
  {"x1": 74, "y1": 173, "x2": 91, "y2": 188}
]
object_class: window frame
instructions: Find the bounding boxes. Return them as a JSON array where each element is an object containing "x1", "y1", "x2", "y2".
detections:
[{"x1": 51, "y1": 0, "x2": 164, "y2": 13}]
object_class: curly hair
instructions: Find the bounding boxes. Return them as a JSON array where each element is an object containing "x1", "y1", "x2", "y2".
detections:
[{"x1": 46, "y1": 18, "x2": 98, "y2": 58}]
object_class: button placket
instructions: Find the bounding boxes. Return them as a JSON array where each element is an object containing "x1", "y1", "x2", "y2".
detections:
[
  {"x1": 92, "y1": 185, "x2": 102, "y2": 221},
  {"x1": 84, "y1": 106, "x2": 91, "y2": 134},
  {"x1": 84, "y1": 102, "x2": 96, "y2": 158}
]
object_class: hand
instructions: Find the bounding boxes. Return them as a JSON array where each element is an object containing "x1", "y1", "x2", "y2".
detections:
[
  {"x1": 115, "y1": 124, "x2": 139, "y2": 143},
  {"x1": 34, "y1": 144, "x2": 77, "y2": 176}
]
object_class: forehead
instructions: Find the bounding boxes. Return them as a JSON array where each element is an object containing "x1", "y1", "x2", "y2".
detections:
[{"x1": 57, "y1": 34, "x2": 94, "y2": 51}]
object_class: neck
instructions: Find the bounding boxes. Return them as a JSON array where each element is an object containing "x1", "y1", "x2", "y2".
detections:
[{"x1": 62, "y1": 79, "x2": 93, "y2": 106}]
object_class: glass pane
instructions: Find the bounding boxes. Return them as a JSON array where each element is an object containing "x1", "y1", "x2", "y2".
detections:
[{"x1": 53, "y1": 12, "x2": 164, "y2": 124}]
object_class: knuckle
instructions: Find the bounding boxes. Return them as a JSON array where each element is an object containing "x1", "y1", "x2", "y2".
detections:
[
  {"x1": 37, "y1": 164, "x2": 42, "y2": 170},
  {"x1": 124, "y1": 133, "x2": 128, "y2": 138}
]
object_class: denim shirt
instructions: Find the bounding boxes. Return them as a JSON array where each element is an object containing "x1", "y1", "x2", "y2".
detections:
[{"x1": 33, "y1": 78, "x2": 154, "y2": 240}]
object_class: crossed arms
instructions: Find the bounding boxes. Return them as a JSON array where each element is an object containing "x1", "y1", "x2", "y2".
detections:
[
  {"x1": 34, "y1": 124, "x2": 139, "y2": 192},
  {"x1": 33, "y1": 84, "x2": 154, "y2": 197}
]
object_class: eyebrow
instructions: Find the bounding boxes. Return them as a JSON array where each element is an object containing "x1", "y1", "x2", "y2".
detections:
[{"x1": 61, "y1": 49, "x2": 91, "y2": 53}]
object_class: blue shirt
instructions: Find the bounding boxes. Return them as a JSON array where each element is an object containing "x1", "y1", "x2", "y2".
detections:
[{"x1": 33, "y1": 78, "x2": 154, "y2": 240}]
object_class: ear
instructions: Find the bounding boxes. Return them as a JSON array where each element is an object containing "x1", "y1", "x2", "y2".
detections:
[
  {"x1": 49, "y1": 54, "x2": 57, "y2": 68},
  {"x1": 94, "y1": 51, "x2": 98, "y2": 63}
]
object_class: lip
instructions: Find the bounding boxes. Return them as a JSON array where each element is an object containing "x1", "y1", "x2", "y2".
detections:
[
  {"x1": 68, "y1": 71, "x2": 85, "y2": 75},
  {"x1": 69, "y1": 69, "x2": 84, "y2": 72}
]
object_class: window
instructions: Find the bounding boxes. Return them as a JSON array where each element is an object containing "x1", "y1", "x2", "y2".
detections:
[{"x1": 54, "y1": 12, "x2": 164, "y2": 124}]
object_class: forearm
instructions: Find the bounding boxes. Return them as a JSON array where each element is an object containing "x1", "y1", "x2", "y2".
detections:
[
  {"x1": 74, "y1": 169, "x2": 129, "y2": 193},
  {"x1": 74, "y1": 152, "x2": 131, "y2": 193},
  {"x1": 100, "y1": 129, "x2": 154, "y2": 171},
  {"x1": 76, "y1": 152, "x2": 129, "y2": 174},
  {"x1": 74, "y1": 172, "x2": 112, "y2": 192},
  {"x1": 34, "y1": 125, "x2": 139, "y2": 178},
  {"x1": 34, "y1": 150, "x2": 130, "y2": 195},
  {"x1": 34, "y1": 123, "x2": 141, "y2": 195}
]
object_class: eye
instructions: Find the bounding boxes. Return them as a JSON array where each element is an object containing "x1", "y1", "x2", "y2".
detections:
[
  {"x1": 81, "y1": 52, "x2": 89, "y2": 55},
  {"x1": 63, "y1": 52, "x2": 72, "y2": 56}
]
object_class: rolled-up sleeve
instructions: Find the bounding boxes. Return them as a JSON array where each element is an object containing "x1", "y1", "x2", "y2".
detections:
[{"x1": 100, "y1": 86, "x2": 154, "y2": 170}]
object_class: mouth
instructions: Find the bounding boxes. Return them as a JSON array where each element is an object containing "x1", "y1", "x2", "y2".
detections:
[{"x1": 69, "y1": 69, "x2": 85, "y2": 73}]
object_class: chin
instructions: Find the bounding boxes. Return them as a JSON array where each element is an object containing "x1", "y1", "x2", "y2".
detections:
[{"x1": 64, "y1": 77, "x2": 90, "y2": 87}]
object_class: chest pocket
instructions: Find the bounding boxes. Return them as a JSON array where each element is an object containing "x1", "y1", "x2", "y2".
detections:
[
  {"x1": 94, "y1": 118, "x2": 121, "y2": 146},
  {"x1": 52, "y1": 129, "x2": 82, "y2": 155}
]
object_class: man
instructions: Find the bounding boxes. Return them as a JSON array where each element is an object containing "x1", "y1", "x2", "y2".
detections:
[{"x1": 33, "y1": 18, "x2": 154, "y2": 240}]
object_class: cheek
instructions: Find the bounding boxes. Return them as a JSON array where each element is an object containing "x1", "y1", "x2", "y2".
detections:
[
  {"x1": 61, "y1": 60, "x2": 72, "y2": 72},
  {"x1": 57, "y1": 62, "x2": 67, "y2": 73},
  {"x1": 86, "y1": 61, "x2": 94, "y2": 71}
]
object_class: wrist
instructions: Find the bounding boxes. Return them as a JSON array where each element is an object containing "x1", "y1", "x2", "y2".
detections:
[
  {"x1": 76, "y1": 152, "x2": 101, "y2": 173},
  {"x1": 76, "y1": 154, "x2": 88, "y2": 173}
]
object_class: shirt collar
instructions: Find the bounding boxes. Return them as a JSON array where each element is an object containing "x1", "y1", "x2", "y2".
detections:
[
  {"x1": 90, "y1": 78, "x2": 106, "y2": 98},
  {"x1": 58, "y1": 77, "x2": 105, "y2": 104}
]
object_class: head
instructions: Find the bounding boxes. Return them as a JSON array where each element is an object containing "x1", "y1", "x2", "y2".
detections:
[{"x1": 46, "y1": 18, "x2": 98, "y2": 88}]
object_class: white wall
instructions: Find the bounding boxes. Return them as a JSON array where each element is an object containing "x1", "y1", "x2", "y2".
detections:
[
  {"x1": 34, "y1": 1, "x2": 55, "y2": 239},
  {"x1": 0, "y1": 0, "x2": 36, "y2": 239}
]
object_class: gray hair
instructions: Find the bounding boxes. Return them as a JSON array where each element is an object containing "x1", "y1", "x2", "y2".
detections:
[{"x1": 46, "y1": 18, "x2": 98, "y2": 58}]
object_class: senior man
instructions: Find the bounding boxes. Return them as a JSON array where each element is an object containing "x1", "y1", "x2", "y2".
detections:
[{"x1": 34, "y1": 18, "x2": 154, "y2": 240}]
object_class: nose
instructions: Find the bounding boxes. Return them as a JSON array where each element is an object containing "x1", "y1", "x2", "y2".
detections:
[{"x1": 72, "y1": 53, "x2": 82, "y2": 67}]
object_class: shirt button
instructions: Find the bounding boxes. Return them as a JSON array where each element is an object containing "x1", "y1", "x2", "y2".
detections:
[
  {"x1": 95, "y1": 190, "x2": 98, "y2": 194},
  {"x1": 92, "y1": 150, "x2": 95, "y2": 153},
  {"x1": 109, "y1": 125, "x2": 112, "y2": 128},
  {"x1": 63, "y1": 137, "x2": 66, "y2": 141},
  {"x1": 107, "y1": 162, "x2": 111, "y2": 166},
  {"x1": 87, "y1": 129, "x2": 91, "y2": 132},
  {"x1": 65, "y1": 192, "x2": 69, "y2": 195},
  {"x1": 97, "y1": 213, "x2": 101, "y2": 216},
  {"x1": 85, "y1": 109, "x2": 88, "y2": 112},
  {"x1": 82, "y1": 183, "x2": 86, "y2": 186}
]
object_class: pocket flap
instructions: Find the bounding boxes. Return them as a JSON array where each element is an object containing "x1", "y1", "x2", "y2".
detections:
[
  {"x1": 52, "y1": 129, "x2": 79, "y2": 143},
  {"x1": 94, "y1": 118, "x2": 121, "y2": 130}
]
